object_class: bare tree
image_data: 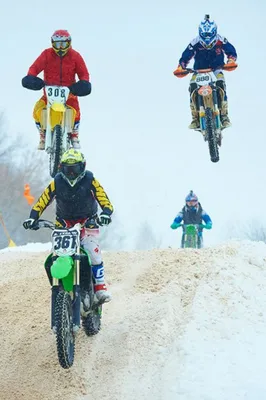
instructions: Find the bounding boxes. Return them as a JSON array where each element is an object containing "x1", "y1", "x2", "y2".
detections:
[
  {"x1": 243, "y1": 220, "x2": 266, "y2": 243},
  {"x1": 0, "y1": 116, "x2": 53, "y2": 248}
]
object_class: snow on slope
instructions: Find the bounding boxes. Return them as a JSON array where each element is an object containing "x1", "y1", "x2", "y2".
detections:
[{"x1": 1, "y1": 240, "x2": 266, "y2": 400}]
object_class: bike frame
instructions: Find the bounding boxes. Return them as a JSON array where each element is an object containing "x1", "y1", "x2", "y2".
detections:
[
  {"x1": 181, "y1": 224, "x2": 202, "y2": 249},
  {"x1": 51, "y1": 223, "x2": 83, "y2": 333},
  {"x1": 190, "y1": 69, "x2": 222, "y2": 134},
  {"x1": 41, "y1": 85, "x2": 75, "y2": 154}
]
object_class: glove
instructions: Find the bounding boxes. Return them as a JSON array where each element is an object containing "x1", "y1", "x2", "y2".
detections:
[
  {"x1": 99, "y1": 213, "x2": 112, "y2": 226},
  {"x1": 223, "y1": 58, "x2": 238, "y2": 71},
  {"x1": 170, "y1": 222, "x2": 181, "y2": 230},
  {"x1": 21, "y1": 75, "x2": 45, "y2": 90},
  {"x1": 69, "y1": 80, "x2": 91, "y2": 96},
  {"x1": 23, "y1": 218, "x2": 38, "y2": 230},
  {"x1": 200, "y1": 222, "x2": 212, "y2": 230},
  {"x1": 173, "y1": 64, "x2": 188, "y2": 78}
]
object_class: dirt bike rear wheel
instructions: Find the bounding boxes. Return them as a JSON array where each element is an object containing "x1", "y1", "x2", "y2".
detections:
[
  {"x1": 49, "y1": 125, "x2": 62, "y2": 178},
  {"x1": 55, "y1": 291, "x2": 75, "y2": 369},
  {"x1": 205, "y1": 107, "x2": 219, "y2": 163},
  {"x1": 82, "y1": 309, "x2": 102, "y2": 336},
  {"x1": 82, "y1": 287, "x2": 102, "y2": 336}
]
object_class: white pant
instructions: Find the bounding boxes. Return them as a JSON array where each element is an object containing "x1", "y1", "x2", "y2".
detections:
[{"x1": 81, "y1": 232, "x2": 102, "y2": 265}]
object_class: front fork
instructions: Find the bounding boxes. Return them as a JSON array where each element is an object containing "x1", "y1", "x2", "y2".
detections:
[
  {"x1": 197, "y1": 87, "x2": 222, "y2": 132},
  {"x1": 72, "y1": 253, "x2": 81, "y2": 333},
  {"x1": 50, "y1": 253, "x2": 81, "y2": 334},
  {"x1": 41, "y1": 107, "x2": 73, "y2": 153},
  {"x1": 212, "y1": 88, "x2": 222, "y2": 131}
]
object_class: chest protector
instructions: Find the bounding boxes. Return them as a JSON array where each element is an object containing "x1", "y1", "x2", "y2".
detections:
[
  {"x1": 182, "y1": 203, "x2": 203, "y2": 225},
  {"x1": 54, "y1": 171, "x2": 97, "y2": 219}
]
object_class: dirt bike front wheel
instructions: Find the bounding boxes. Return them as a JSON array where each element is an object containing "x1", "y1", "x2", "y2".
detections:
[
  {"x1": 49, "y1": 125, "x2": 62, "y2": 178},
  {"x1": 55, "y1": 291, "x2": 75, "y2": 369},
  {"x1": 205, "y1": 107, "x2": 219, "y2": 163}
]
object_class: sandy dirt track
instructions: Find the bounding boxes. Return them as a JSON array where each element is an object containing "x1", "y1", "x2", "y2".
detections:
[{"x1": 0, "y1": 245, "x2": 235, "y2": 400}]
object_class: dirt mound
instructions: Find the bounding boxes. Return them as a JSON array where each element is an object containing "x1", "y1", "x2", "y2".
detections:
[{"x1": 0, "y1": 245, "x2": 238, "y2": 400}]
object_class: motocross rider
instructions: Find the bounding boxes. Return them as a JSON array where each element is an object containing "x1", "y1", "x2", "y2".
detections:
[
  {"x1": 174, "y1": 15, "x2": 237, "y2": 129},
  {"x1": 22, "y1": 30, "x2": 91, "y2": 150},
  {"x1": 170, "y1": 190, "x2": 212, "y2": 248},
  {"x1": 23, "y1": 149, "x2": 113, "y2": 303}
]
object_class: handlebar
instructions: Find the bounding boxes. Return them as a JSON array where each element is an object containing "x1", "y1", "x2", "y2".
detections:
[
  {"x1": 174, "y1": 63, "x2": 238, "y2": 77},
  {"x1": 32, "y1": 217, "x2": 104, "y2": 231}
]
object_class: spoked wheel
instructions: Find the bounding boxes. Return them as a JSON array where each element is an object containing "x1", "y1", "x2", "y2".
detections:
[
  {"x1": 49, "y1": 125, "x2": 62, "y2": 178},
  {"x1": 55, "y1": 291, "x2": 75, "y2": 369},
  {"x1": 82, "y1": 290, "x2": 102, "y2": 336},
  {"x1": 205, "y1": 107, "x2": 219, "y2": 163}
]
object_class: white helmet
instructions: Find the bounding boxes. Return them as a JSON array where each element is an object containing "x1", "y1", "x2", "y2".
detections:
[{"x1": 198, "y1": 15, "x2": 218, "y2": 49}]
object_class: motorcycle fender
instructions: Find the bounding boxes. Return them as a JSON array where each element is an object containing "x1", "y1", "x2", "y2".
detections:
[
  {"x1": 51, "y1": 256, "x2": 73, "y2": 279},
  {"x1": 50, "y1": 108, "x2": 63, "y2": 130},
  {"x1": 51, "y1": 103, "x2": 66, "y2": 112}
]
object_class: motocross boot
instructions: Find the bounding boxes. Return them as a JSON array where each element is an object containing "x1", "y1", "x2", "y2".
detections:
[
  {"x1": 188, "y1": 103, "x2": 200, "y2": 129},
  {"x1": 92, "y1": 263, "x2": 112, "y2": 303},
  {"x1": 70, "y1": 121, "x2": 81, "y2": 149},
  {"x1": 36, "y1": 123, "x2": 45, "y2": 150},
  {"x1": 220, "y1": 101, "x2": 231, "y2": 129},
  {"x1": 94, "y1": 283, "x2": 112, "y2": 303}
]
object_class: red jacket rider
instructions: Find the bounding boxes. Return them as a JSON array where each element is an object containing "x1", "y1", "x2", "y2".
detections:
[{"x1": 22, "y1": 30, "x2": 91, "y2": 150}]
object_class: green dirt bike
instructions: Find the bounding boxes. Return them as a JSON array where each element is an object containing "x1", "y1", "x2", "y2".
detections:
[
  {"x1": 35, "y1": 219, "x2": 104, "y2": 369},
  {"x1": 181, "y1": 224, "x2": 203, "y2": 249}
]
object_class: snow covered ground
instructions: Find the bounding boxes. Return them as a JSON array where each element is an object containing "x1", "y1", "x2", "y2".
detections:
[{"x1": 1, "y1": 240, "x2": 266, "y2": 400}]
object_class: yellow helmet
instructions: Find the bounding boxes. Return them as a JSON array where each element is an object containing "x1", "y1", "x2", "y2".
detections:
[
  {"x1": 60, "y1": 149, "x2": 86, "y2": 186},
  {"x1": 61, "y1": 149, "x2": 85, "y2": 164}
]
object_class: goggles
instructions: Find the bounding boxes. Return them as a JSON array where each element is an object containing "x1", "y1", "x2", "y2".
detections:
[
  {"x1": 201, "y1": 31, "x2": 214, "y2": 38},
  {"x1": 52, "y1": 40, "x2": 70, "y2": 49},
  {"x1": 61, "y1": 163, "x2": 83, "y2": 180},
  {"x1": 186, "y1": 200, "x2": 198, "y2": 206}
]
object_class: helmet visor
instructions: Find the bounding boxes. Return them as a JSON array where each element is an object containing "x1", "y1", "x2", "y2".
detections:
[{"x1": 61, "y1": 163, "x2": 83, "y2": 180}]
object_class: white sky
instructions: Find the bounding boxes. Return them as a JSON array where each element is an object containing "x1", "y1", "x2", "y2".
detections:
[{"x1": 1, "y1": 0, "x2": 266, "y2": 248}]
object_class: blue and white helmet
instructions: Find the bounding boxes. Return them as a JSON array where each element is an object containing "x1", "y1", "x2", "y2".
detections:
[
  {"x1": 185, "y1": 190, "x2": 198, "y2": 209},
  {"x1": 198, "y1": 15, "x2": 218, "y2": 49}
]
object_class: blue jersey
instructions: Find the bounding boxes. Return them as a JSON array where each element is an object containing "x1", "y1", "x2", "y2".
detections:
[
  {"x1": 179, "y1": 34, "x2": 237, "y2": 70},
  {"x1": 173, "y1": 204, "x2": 212, "y2": 226}
]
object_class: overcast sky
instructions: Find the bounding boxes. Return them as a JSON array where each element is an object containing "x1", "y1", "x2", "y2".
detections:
[{"x1": 1, "y1": 0, "x2": 266, "y2": 248}]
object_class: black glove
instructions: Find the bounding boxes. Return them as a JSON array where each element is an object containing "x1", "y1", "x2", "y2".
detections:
[
  {"x1": 23, "y1": 218, "x2": 38, "y2": 230},
  {"x1": 69, "y1": 80, "x2": 91, "y2": 96},
  {"x1": 99, "y1": 212, "x2": 112, "y2": 226},
  {"x1": 21, "y1": 75, "x2": 45, "y2": 90},
  {"x1": 85, "y1": 218, "x2": 99, "y2": 229}
]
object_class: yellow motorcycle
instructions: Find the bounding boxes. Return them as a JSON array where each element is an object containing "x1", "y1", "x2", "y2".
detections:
[
  {"x1": 41, "y1": 85, "x2": 75, "y2": 177},
  {"x1": 22, "y1": 75, "x2": 91, "y2": 177}
]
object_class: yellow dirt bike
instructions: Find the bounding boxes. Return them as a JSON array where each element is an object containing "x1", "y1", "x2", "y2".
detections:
[
  {"x1": 41, "y1": 85, "x2": 76, "y2": 177},
  {"x1": 22, "y1": 75, "x2": 91, "y2": 177}
]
